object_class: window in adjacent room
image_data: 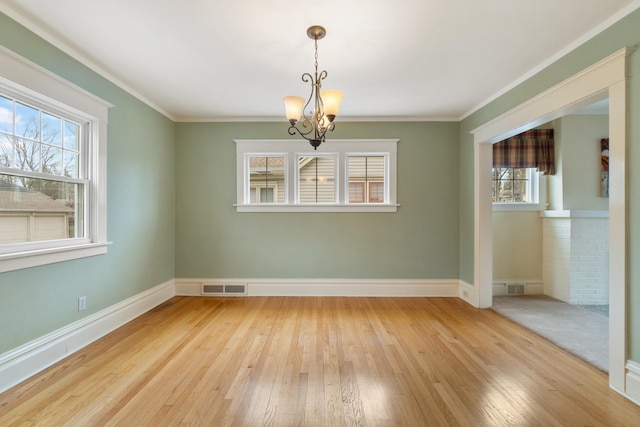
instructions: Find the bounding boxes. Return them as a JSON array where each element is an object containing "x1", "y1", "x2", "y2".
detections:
[
  {"x1": 491, "y1": 167, "x2": 539, "y2": 203},
  {"x1": 491, "y1": 128, "x2": 553, "y2": 209}
]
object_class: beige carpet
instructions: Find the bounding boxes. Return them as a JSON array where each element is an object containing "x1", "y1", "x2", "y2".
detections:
[{"x1": 491, "y1": 295, "x2": 609, "y2": 372}]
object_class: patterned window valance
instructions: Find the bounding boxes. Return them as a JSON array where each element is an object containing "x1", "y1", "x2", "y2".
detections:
[{"x1": 493, "y1": 129, "x2": 555, "y2": 175}]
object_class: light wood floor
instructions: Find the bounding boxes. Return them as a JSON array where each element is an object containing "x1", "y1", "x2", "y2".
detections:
[{"x1": 1, "y1": 297, "x2": 638, "y2": 426}]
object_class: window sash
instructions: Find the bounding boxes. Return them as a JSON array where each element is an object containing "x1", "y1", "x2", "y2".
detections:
[
  {"x1": 0, "y1": 95, "x2": 90, "y2": 250},
  {"x1": 1, "y1": 93, "x2": 83, "y2": 179}
]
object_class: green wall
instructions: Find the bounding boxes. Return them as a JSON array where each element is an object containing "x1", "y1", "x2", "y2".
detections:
[
  {"x1": 175, "y1": 121, "x2": 459, "y2": 279},
  {"x1": 0, "y1": 13, "x2": 176, "y2": 353},
  {"x1": 551, "y1": 115, "x2": 609, "y2": 210},
  {"x1": 459, "y1": 8, "x2": 640, "y2": 360}
]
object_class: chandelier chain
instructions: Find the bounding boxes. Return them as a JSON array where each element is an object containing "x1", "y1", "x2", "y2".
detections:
[{"x1": 314, "y1": 38, "x2": 319, "y2": 73}]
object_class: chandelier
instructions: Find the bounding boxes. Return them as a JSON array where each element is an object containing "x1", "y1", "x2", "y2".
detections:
[{"x1": 283, "y1": 25, "x2": 343, "y2": 150}]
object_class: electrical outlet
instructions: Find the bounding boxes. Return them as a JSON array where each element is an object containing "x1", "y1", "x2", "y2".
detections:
[{"x1": 78, "y1": 296, "x2": 87, "y2": 311}]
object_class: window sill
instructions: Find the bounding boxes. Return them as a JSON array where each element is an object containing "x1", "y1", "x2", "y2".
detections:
[
  {"x1": 0, "y1": 242, "x2": 111, "y2": 273},
  {"x1": 235, "y1": 204, "x2": 399, "y2": 213},
  {"x1": 492, "y1": 203, "x2": 543, "y2": 212}
]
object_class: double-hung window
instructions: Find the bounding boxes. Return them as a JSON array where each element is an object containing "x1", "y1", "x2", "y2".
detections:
[
  {"x1": 235, "y1": 139, "x2": 398, "y2": 212},
  {"x1": 0, "y1": 47, "x2": 110, "y2": 273}
]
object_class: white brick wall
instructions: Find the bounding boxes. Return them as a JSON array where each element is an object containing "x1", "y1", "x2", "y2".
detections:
[
  {"x1": 543, "y1": 219, "x2": 571, "y2": 302},
  {"x1": 570, "y1": 218, "x2": 609, "y2": 305},
  {"x1": 542, "y1": 215, "x2": 609, "y2": 305}
]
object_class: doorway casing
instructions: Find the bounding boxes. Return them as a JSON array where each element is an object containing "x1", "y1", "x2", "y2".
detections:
[{"x1": 471, "y1": 48, "x2": 630, "y2": 395}]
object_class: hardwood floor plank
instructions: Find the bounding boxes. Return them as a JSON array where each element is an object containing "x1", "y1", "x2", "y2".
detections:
[{"x1": 1, "y1": 296, "x2": 639, "y2": 426}]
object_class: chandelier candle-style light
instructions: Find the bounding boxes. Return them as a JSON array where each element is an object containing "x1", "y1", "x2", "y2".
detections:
[{"x1": 283, "y1": 25, "x2": 343, "y2": 149}]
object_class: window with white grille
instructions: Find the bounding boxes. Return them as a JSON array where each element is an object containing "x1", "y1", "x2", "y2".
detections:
[
  {"x1": 0, "y1": 47, "x2": 109, "y2": 273},
  {"x1": 235, "y1": 139, "x2": 398, "y2": 212}
]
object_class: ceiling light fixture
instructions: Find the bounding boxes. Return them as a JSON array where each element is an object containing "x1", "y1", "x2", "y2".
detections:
[{"x1": 283, "y1": 25, "x2": 343, "y2": 150}]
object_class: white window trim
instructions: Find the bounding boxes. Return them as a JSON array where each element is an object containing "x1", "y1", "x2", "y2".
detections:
[
  {"x1": 0, "y1": 46, "x2": 111, "y2": 273},
  {"x1": 235, "y1": 139, "x2": 399, "y2": 212}
]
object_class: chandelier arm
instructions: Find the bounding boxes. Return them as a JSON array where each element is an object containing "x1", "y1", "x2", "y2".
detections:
[
  {"x1": 289, "y1": 119, "x2": 314, "y2": 137},
  {"x1": 316, "y1": 70, "x2": 328, "y2": 119},
  {"x1": 287, "y1": 120, "x2": 325, "y2": 150},
  {"x1": 300, "y1": 72, "x2": 316, "y2": 122}
]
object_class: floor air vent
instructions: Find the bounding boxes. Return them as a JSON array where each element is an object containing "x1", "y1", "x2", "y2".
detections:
[
  {"x1": 202, "y1": 283, "x2": 247, "y2": 296},
  {"x1": 506, "y1": 283, "x2": 526, "y2": 296}
]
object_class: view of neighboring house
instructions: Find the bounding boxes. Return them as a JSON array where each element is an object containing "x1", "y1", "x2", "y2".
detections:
[
  {"x1": 249, "y1": 155, "x2": 385, "y2": 204},
  {"x1": 0, "y1": 179, "x2": 75, "y2": 244}
]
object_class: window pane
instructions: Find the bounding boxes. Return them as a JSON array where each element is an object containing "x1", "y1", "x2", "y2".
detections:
[
  {"x1": 348, "y1": 156, "x2": 385, "y2": 203},
  {"x1": 64, "y1": 151, "x2": 79, "y2": 178},
  {"x1": 349, "y1": 182, "x2": 364, "y2": 203},
  {"x1": 298, "y1": 156, "x2": 335, "y2": 203},
  {"x1": 15, "y1": 138, "x2": 40, "y2": 172},
  {"x1": 15, "y1": 102, "x2": 40, "y2": 140},
  {"x1": 491, "y1": 179, "x2": 500, "y2": 202},
  {"x1": 0, "y1": 95, "x2": 13, "y2": 134},
  {"x1": 262, "y1": 187, "x2": 274, "y2": 203},
  {"x1": 64, "y1": 121, "x2": 79, "y2": 150},
  {"x1": 0, "y1": 133, "x2": 12, "y2": 167},
  {"x1": 369, "y1": 182, "x2": 384, "y2": 203},
  {"x1": 43, "y1": 146, "x2": 63, "y2": 175},
  {"x1": 248, "y1": 156, "x2": 285, "y2": 203},
  {"x1": 513, "y1": 179, "x2": 527, "y2": 202},
  {"x1": 492, "y1": 167, "x2": 532, "y2": 203},
  {"x1": 0, "y1": 173, "x2": 84, "y2": 244},
  {"x1": 43, "y1": 113, "x2": 62, "y2": 146}
]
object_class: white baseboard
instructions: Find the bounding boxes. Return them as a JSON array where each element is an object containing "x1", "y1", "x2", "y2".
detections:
[
  {"x1": 458, "y1": 280, "x2": 478, "y2": 307},
  {"x1": 0, "y1": 279, "x2": 174, "y2": 394},
  {"x1": 624, "y1": 360, "x2": 640, "y2": 406},
  {"x1": 174, "y1": 278, "x2": 460, "y2": 297}
]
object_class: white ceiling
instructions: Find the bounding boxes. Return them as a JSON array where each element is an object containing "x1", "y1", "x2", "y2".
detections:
[{"x1": 1, "y1": 0, "x2": 638, "y2": 122}]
